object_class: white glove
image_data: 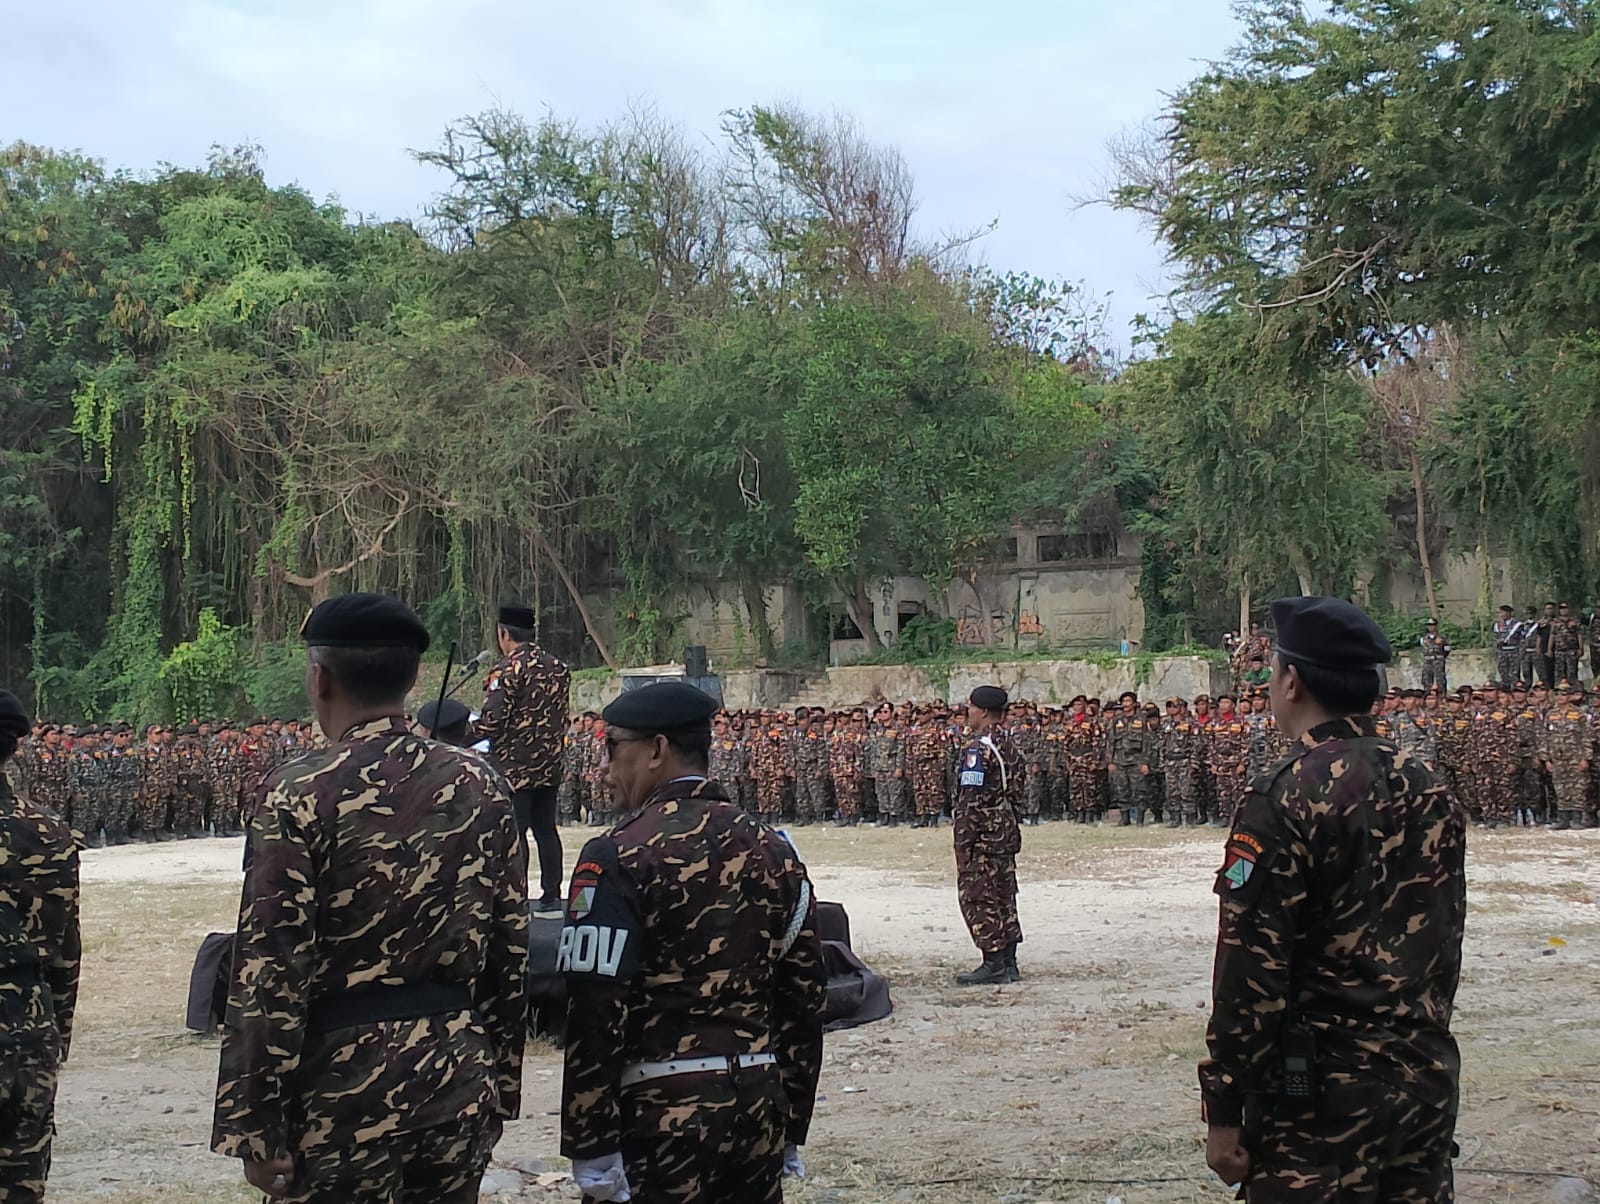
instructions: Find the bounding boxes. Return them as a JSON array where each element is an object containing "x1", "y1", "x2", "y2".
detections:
[
  {"x1": 571, "y1": 1153, "x2": 632, "y2": 1202},
  {"x1": 782, "y1": 1143, "x2": 805, "y2": 1179}
]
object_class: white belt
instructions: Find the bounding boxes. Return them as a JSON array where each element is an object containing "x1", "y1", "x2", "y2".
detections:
[{"x1": 621, "y1": 1053, "x2": 777, "y2": 1087}]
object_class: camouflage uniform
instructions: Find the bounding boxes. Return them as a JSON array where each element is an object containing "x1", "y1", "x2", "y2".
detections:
[
  {"x1": 1207, "y1": 710, "x2": 1250, "y2": 826},
  {"x1": 1105, "y1": 709, "x2": 1154, "y2": 821},
  {"x1": 1418, "y1": 631, "x2": 1451, "y2": 692},
  {"x1": 1201, "y1": 716, "x2": 1466, "y2": 1200},
  {"x1": 1433, "y1": 707, "x2": 1477, "y2": 821},
  {"x1": 0, "y1": 773, "x2": 81, "y2": 1203},
  {"x1": 1065, "y1": 713, "x2": 1103, "y2": 821},
  {"x1": 170, "y1": 736, "x2": 208, "y2": 837},
  {"x1": 476, "y1": 641, "x2": 571, "y2": 903},
  {"x1": 952, "y1": 729, "x2": 1023, "y2": 958},
  {"x1": 829, "y1": 725, "x2": 864, "y2": 824},
  {"x1": 1541, "y1": 699, "x2": 1596, "y2": 830},
  {"x1": 559, "y1": 726, "x2": 584, "y2": 823},
  {"x1": 906, "y1": 719, "x2": 948, "y2": 825},
  {"x1": 868, "y1": 719, "x2": 908, "y2": 825},
  {"x1": 791, "y1": 723, "x2": 830, "y2": 824},
  {"x1": 708, "y1": 730, "x2": 747, "y2": 806},
  {"x1": 559, "y1": 777, "x2": 826, "y2": 1203},
  {"x1": 207, "y1": 736, "x2": 245, "y2": 836},
  {"x1": 749, "y1": 723, "x2": 789, "y2": 822},
  {"x1": 1014, "y1": 718, "x2": 1048, "y2": 825},
  {"x1": 23, "y1": 745, "x2": 71, "y2": 833},
  {"x1": 138, "y1": 737, "x2": 175, "y2": 838},
  {"x1": 1471, "y1": 706, "x2": 1517, "y2": 826},
  {"x1": 1163, "y1": 711, "x2": 1204, "y2": 827},
  {"x1": 1551, "y1": 614, "x2": 1583, "y2": 686},
  {"x1": 1043, "y1": 716, "x2": 1070, "y2": 819},
  {"x1": 213, "y1": 717, "x2": 529, "y2": 1202}
]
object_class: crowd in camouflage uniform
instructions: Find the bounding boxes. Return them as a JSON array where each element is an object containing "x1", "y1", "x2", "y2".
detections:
[
  {"x1": 9, "y1": 717, "x2": 321, "y2": 845},
  {"x1": 555, "y1": 692, "x2": 1301, "y2": 832}
]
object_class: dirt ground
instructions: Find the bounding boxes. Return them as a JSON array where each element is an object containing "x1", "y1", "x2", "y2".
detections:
[{"x1": 46, "y1": 822, "x2": 1600, "y2": 1203}]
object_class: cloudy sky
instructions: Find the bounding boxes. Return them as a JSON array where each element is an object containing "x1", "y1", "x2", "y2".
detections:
[{"x1": 8, "y1": 0, "x2": 1243, "y2": 343}]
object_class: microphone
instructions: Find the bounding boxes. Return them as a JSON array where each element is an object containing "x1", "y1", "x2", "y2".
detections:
[{"x1": 459, "y1": 648, "x2": 491, "y2": 672}]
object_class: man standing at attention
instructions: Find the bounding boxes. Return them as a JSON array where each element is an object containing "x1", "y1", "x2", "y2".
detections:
[
  {"x1": 1201, "y1": 596, "x2": 1466, "y2": 1200},
  {"x1": 476, "y1": 603, "x2": 572, "y2": 912},
  {"x1": 213, "y1": 594, "x2": 528, "y2": 1203},
  {"x1": 953, "y1": 686, "x2": 1024, "y2": 986},
  {"x1": 559, "y1": 681, "x2": 825, "y2": 1203}
]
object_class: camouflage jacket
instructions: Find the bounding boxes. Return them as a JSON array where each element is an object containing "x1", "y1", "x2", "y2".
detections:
[
  {"x1": 953, "y1": 730, "x2": 1022, "y2": 857},
  {"x1": 1542, "y1": 706, "x2": 1595, "y2": 771},
  {"x1": 829, "y1": 729, "x2": 864, "y2": 779},
  {"x1": 476, "y1": 642, "x2": 571, "y2": 791},
  {"x1": 0, "y1": 776, "x2": 80, "y2": 1059},
  {"x1": 213, "y1": 717, "x2": 529, "y2": 1161},
  {"x1": 1106, "y1": 713, "x2": 1154, "y2": 767},
  {"x1": 559, "y1": 777, "x2": 826, "y2": 1159},
  {"x1": 1551, "y1": 616, "x2": 1583, "y2": 656},
  {"x1": 1200, "y1": 715, "x2": 1466, "y2": 1127}
]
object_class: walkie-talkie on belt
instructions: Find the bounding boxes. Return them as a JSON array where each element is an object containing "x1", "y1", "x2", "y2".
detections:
[{"x1": 1279, "y1": 1019, "x2": 1317, "y2": 1102}]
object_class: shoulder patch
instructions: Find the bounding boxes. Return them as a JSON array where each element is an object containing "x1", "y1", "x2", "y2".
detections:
[{"x1": 1215, "y1": 829, "x2": 1271, "y2": 903}]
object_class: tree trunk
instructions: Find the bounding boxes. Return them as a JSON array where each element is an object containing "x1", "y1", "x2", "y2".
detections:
[
  {"x1": 1239, "y1": 571, "x2": 1251, "y2": 636},
  {"x1": 1284, "y1": 539, "x2": 1314, "y2": 597},
  {"x1": 534, "y1": 529, "x2": 616, "y2": 670},
  {"x1": 966, "y1": 572, "x2": 994, "y2": 646},
  {"x1": 739, "y1": 570, "x2": 777, "y2": 661},
  {"x1": 1410, "y1": 449, "x2": 1439, "y2": 620},
  {"x1": 844, "y1": 574, "x2": 881, "y2": 652}
]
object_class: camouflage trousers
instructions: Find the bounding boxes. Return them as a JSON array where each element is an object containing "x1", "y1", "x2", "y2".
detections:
[
  {"x1": 1067, "y1": 759, "x2": 1099, "y2": 816},
  {"x1": 793, "y1": 773, "x2": 828, "y2": 822},
  {"x1": 1552, "y1": 769, "x2": 1589, "y2": 825},
  {"x1": 1420, "y1": 659, "x2": 1448, "y2": 692},
  {"x1": 1210, "y1": 766, "x2": 1246, "y2": 824},
  {"x1": 1164, "y1": 765, "x2": 1200, "y2": 823},
  {"x1": 874, "y1": 776, "x2": 908, "y2": 822},
  {"x1": 954, "y1": 842, "x2": 1021, "y2": 955},
  {"x1": 1022, "y1": 771, "x2": 1047, "y2": 819},
  {"x1": 1242, "y1": 1079, "x2": 1454, "y2": 1203},
  {"x1": 0, "y1": 1043, "x2": 59, "y2": 1204},
  {"x1": 910, "y1": 768, "x2": 944, "y2": 817},
  {"x1": 172, "y1": 787, "x2": 205, "y2": 836},
  {"x1": 284, "y1": 1114, "x2": 500, "y2": 1204},
  {"x1": 1554, "y1": 651, "x2": 1580, "y2": 685},
  {"x1": 1474, "y1": 768, "x2": 1515, "y2": 824},
  {"x1": 1108, "y1": 765, "x2": 1143, "y2": 811},
  {"x1": 832, "y1": 773, "x2": 861, "y2": 822},
  {"x1": 136, "y1": 789, "x2": 169, "y2": 836},
  {"x1": 615, "y1": 1071, "x2": 785, "y2": 1203},
  {"x1": 753, "y1": 779, "x2": 785, "y2": 821},
  {"x1": 1495, "y1": 648, "x2": 1519, "y2": 688}
]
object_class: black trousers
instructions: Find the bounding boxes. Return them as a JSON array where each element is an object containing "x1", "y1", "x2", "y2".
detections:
[{"x1": 513, "y1": 785, "x2": 563, "y2": 903}]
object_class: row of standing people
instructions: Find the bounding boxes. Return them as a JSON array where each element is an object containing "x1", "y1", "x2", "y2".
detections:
[
  {"x1": 557, "y1": 692, "x2": 1292, "y2": 832},
  {"x1": 9, "y1": 718, "x2": 318, "y2": 844}
]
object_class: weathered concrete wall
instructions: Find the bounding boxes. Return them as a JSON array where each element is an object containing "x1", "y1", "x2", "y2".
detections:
[
  {"x1": 798, "y1": 657, "x2": 1227, "y2": 708},
  {"x1": 1385, "y1": 650, "x2": 1496, "y2": 690},
  {"x1": 1383, "y1": 551, "x2": 1512, "y2": 625}
]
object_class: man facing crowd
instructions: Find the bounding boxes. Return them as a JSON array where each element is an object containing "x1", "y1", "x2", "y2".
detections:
[{"x1": 476, "y1": 603, "x2": 571, "y2": 912}]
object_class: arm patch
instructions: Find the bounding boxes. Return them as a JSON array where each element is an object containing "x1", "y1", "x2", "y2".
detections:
[{"x1": 557, "y1": 838, "x2": 642, "y2": 982}]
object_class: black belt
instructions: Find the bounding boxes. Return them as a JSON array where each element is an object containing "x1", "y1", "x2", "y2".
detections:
[{"x1": 306, "y1": 982, "x2": 474, "y2": 1034}]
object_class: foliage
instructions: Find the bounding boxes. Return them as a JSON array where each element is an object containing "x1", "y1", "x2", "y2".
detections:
[
  {"x1": 158, "y1": 608, "x2": 243, "y2": 722},
  {"x1": 242, "y1": 642, "x2": 309, "y2": 721}
]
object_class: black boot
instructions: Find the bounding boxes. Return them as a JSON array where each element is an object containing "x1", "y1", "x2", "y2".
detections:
[
  {"x1": 1003, "y1": 944, "x2": 1020, "y2": 982},
  {"x1": 956, "y1": 952, "x2": 1013, "y2": 986}
]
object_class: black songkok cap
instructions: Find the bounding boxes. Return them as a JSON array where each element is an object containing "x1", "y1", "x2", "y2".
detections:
[
  {"x1": 498, "y1": 605, "x2": 538, "y2": 630},
  {"x1": 300, "y1": 593, "x2": 430, "y2": 653},
  {"x1": 0, "y1": 690, "x2": 29, "y2": 740},
  {"x1": 969, "y1": 685, "x2": 1009, "y2": 712},
  {"x1": 1270, "y1": 596, "x2": 1391, "y2": 672},
  {"x1": 603, "y1": 681, "x2": 718, "y2": 735},
  {"x1": 417, "y1": 698, "x2": 471, "y2": 735}
]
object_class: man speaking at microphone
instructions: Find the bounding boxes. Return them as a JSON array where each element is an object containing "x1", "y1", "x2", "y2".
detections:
[{"x1": 476, "y1": 604, "x2": 571, "y2": 912}]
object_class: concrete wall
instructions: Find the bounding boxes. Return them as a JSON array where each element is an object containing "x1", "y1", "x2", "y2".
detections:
[
  {"x1": 805, "y1": 656, "x2": 1227, "y2": 708},
  {"x1": 1383, "y1": 550, "x2": 1512, "y2": 623}
]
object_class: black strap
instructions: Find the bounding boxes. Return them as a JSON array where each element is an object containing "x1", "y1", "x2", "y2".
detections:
[{"x1": 306, "y1": 982, "x2": 474, "y2": 1034}]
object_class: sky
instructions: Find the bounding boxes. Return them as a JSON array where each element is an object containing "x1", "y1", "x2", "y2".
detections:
[{"x1": 7, "y1": 0, "x2": 1245, "y2": 346}]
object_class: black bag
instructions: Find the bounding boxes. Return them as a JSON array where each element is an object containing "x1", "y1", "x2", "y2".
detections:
[
  {"x1": 526, "y1": 910, "x2": 568, "y2": 1043},
  {"x1": 821, "y1": 939, "x2": 893, "y2": 1032},
  {"x1": 186, "y1": 931, "x2": 235, "y2": 1033}
]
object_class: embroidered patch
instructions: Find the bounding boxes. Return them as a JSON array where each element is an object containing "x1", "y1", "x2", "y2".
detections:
[
  {"x1": 568, "y1": 884, "x2": 596, "y2": 918},
  {"x1": 486, "y1": 671, "x2": 503, "y2": 692},
  {"x1": 959, "y1": 770, "x2": 985, "y2": 787},
  {"x1": 1220, "y1": 831, "x2": 1264, "y2": 891}
]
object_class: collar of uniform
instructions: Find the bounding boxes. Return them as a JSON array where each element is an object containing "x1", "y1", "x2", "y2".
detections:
[
  {"x1": 338, "y1": 715, "x2": 409, "y2": 743},
  {"x1": 1298, "y1": 714, "x2": 1377, "y2": 749}
]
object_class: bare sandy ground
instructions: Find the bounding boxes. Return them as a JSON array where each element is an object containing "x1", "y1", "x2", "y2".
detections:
[{"x1": 45, "y1": 823, "x2": 1600, "y2": 1202}]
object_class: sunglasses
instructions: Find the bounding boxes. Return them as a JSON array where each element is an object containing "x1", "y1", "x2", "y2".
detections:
[{"x1": 603, "y1": 734, "x2": 654, "y2": 758}]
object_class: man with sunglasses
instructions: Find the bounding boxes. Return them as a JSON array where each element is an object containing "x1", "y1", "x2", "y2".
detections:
[{"x1": 559, "y1": 682, "x2": 826, "y2": 1203}]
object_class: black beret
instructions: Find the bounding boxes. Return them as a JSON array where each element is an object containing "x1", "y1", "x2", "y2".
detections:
[
  {"x1": 603, "y1": 681, "x2": 718, "y2": 735},
  {"x1": 302, "y1": 593, "x2": 430, "y2": 653},
  {"x1": 417, "y1": 698, "x2": 471, "y2": 734},
  {"x1": 1118, "y1": 690, "x2": 1138, "y2": 703},
  {"x1": 0, "y1": 690, "x2": 29, "y2": 741},
  {"x1": 1270, "y1": 596, "x2": 1391, "y2": 672},
  {"x1": 180, "y1": 724, "x2": 199, "y2": 736},
  {"x1": 969, "y1": 685, "x2": 1009, "y2": 711},
  {"x1": 498, "y1": 605, "x2": 538, "y2": 630}
]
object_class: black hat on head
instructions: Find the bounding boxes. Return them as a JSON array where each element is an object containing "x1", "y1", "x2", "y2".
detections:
[
  {"x1": 602, "y1": 681, "x2": 718, "y2": 736},
  {"x1": 180, "y1": 723, "x2": 199, "y2": 736},
  {"x1": 969, "y1": 685, "x2": 1009, "y2": 712},
  {"x1": 417, "y1": 698, "x2": 471, "y2": 735},
  {"x1": 0, "y1": 690, "x2": 29, "y2": 742},
  {"x1": 1270, "y1": 596, "x2": 1391, "y2": 671},
  {"x1": 301, "y1": 593, "x2": 430, "y2": 653},
  {"x1": 498, "y1": 605, "x2": 538, "y2": 631}
]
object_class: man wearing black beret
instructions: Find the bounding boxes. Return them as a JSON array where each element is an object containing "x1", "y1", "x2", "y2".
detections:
[
  {"x1": 475, "y1": 603, "x2": 572, "y2": 912},
  {"x1": 213, "y1": 593, "x2": 529, "y2": 1203},
  {"x1": 557, "y1": 681, "x2": 826, "y2": 1202},
  {"x1": 1200, "y1": 597, "x2": 1466, "y2": 1200},
  {"x1": 952, "y1": 685, "x2": 1025, "y2": 985},
  {"x1": 417, "y1": 698, "x2": 472, "y2": 747},
  {"x1": 0, "y1": 688, "x2": 81, "y2": 1203}
]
